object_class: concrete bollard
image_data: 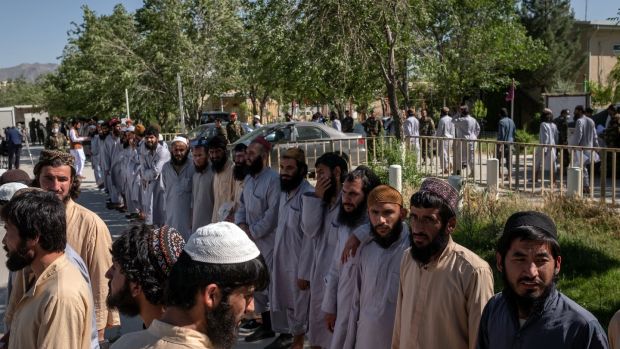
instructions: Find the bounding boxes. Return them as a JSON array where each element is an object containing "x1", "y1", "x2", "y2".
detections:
[
  {"x1": 567, "y1": 167, "x2": 582, "y2": 197},
  {"x1": 487, "y1": 158, "x2": 499, "y2": 195},
  {"x1": 389, "y1": 165, "x2": 402, "y2": 192}
]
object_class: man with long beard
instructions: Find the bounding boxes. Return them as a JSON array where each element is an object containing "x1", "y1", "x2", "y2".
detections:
[
  {"x1": 105, "y1": 225, "x2": 185, "y2": 330},
  {"x1": 343, "y1": 185, "x2": 409, "y2": 349},
  {"x1": 235, "y1": 136, "x2": 280, "y2": 342},
  {"x1": 208, "y1": 135, "x2": 238, "y2": 222},
  {"x1": 231, "y1": 143, "x2": 249, "y2": 217},
  {"x1": 268, "y1": 148, "x2": 314, "y2": 349},
  {"x1": 110, "y1": 222, "x2": 269, "y2": 349},
  {"x1": 103, "y1": 119, "x2": 124, "y2": 209},
  {"x1": 392, "y1": 178, "x2": 493, "y2": 349},
  {"x1": 1, "y1": 190, "x2": 94, "y2": 349},
  {"x1": 4, "y1": 150, "x2": 119, "y2": 342},
  {"x1": 323, "y1": 166, "x2": 381, "y2": 349},
  {"x1": 301, "y1": 152, "x2": 348, "y2": 349},
  {"x1": 477, "y1": 211, "x2": 608, "y2": 348},
  {"x1": 140, "y1": 126, "x2": 170, "y2": 226},
  {"x1": 161, "y1": 136, "x2": 195, "y2": 239},
  {"x1": 191, "y1": 138, "x2": 215, "y2": 231}
]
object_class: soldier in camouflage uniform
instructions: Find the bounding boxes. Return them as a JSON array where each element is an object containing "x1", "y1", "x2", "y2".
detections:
[
  {"x1": 225, "y1": 112, "x2": 245, "y2": 143},
  {"x1": 363, "y1": 113, "x2": 383, "y2": 160},
  {"x1": 45, "y1": 123, "x2": 69, "y2": 152},
  {"x1": 419, "y1": 109, "x2": 436, "y2": 164},
  {"x1": 214, "y1": 118, "x2": 229, "y2": 143}
]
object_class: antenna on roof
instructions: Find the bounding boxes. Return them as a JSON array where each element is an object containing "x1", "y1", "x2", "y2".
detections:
[{"x1": 585, "y1": 0, "x2": 588, "y2": 21}]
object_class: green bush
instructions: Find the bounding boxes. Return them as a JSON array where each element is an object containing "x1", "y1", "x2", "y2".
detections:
[
  {"x1": 515, "y1": 128, "x2": 537, "y2": 144},
  {"x1": 367, "y1": 138, "x2": 422, "y2": 189}
]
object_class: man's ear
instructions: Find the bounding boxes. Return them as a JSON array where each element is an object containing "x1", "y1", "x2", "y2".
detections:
[
  {"x1": 554, "y1": 255, "x2": 562, "y2": 276},
  {"x1": 202, "y1": 284, "x2": 222, "y2": 311},
  {"x1": 333, "y1": 167, "x2": 341, "y2": 182},
  {"x1": 445, "y1": 216, "x2": 457, "y2": 234},
  {"x1": 129, "y1": 281, "x2": 142, "y2": 298},
  {"x1": 496, "y1": 252, "x2": 503, "y2": 273},
  {"x1": 400, "y1": 207, "x2": 408, "y2": 221}
]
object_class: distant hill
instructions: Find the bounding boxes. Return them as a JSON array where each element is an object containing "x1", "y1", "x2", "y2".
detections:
[{"x1": 0, "y1": 63, "x2": 58, "y2": 82}]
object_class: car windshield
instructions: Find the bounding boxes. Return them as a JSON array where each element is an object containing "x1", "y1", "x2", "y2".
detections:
[{"x1": 187, "y1": 124, "x2": 210, "y2": 139}]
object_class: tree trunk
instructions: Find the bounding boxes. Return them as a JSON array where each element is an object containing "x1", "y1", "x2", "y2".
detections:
[{"x1": 381, "y1": 23, "x2": 402, "y2": 140}]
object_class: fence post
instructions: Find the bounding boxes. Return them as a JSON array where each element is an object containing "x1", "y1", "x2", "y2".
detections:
[
  {"x1": 487, "y1": 158, "x2": 499, "y2": 197},
  {"x1": 389, "y1": 165, "x2": 402, "y2": 193},
  {"x1": 567, "y1": 167, "x2": 582, "y2": 197}
]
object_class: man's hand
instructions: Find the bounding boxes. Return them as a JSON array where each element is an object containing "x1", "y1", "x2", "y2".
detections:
[
  {"x1": 297, "y1": 279, "x2": 309, "y2": 290},
  {"x1": 325, "y1": 313, "x2": 336, "y2": 332},
  {"x1": 314, "y1": 175, "x2": 332, "y2": 200},
  {"x1": 341, "y1": 234, "x2": 361, "y2": 264}
]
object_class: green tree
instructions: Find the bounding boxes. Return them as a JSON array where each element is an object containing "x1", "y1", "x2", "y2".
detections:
[
  {"x1": 0, "y1": 77, "x2": 47, "y2": 107},
  {"x1": 517, "y1": 0, "x2": 584, "y2": 93}
]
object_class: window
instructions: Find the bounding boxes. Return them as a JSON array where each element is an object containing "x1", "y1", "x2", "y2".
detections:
[
  {"x1": 614, "y1": 44, "x2": 620, "y2": 56},
  {"x1": 295, "y1": 126, "x2": 328, "y2": 141},
  {"x1": 265, "y1": 127, "x2": 292, "y2": 143}
]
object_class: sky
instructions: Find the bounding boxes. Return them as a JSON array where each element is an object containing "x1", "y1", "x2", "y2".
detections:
[{"x1": 0, "y1": 0, "x2": 618, "y2": 68}]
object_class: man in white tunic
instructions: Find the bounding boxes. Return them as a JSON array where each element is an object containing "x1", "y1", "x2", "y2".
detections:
[
  {"x1": 208, "y1": 135, "x2": 238, "y2": 222},
  {"x1": 454, "y1": 105, "x2": 480, "y2": 177},
  {"x1": 569, "y1": 105, "x2": 599, "y2": 193},
  {"x1": 69, "y1": 120, "x2": 90, "y2": 178},
  {"x1": 103, "y1": 119, "x2": 124, "y2": 208},
  {"x1": 235, "y1": 136, "x2": 280, "y2": 342},
  {"x1": 140, "y1": 126, "x2": 170, "y2": 226},
  {"x1": 269, "y1": 148, "x2": 314, "y2": 349},
  {"x1": 403, "y1": 109, "x2": 420, "y2": 161},
  {"x1": 322, "y1": 166, "x2": 381, "y2": 349},
  {"x1": 301, "y1": 152, "x2": 349, "y2": 349},
  {"x1": 191, "y1": 138, "x2": 215, "y2": 231},
  {"x1": 161, "y1": 136, "x2": 195, "y2": 239},
  {"x1": 344, "y1": 185, "x2": 410, "y2": 349},
  {"x1": 436, "y1": 107, "x2": 455, "y2": 173}
]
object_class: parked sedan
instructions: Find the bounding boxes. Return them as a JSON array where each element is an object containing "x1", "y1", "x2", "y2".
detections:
[{"x1": 232, "y1": 122, "x2": 367, "y2": 172}]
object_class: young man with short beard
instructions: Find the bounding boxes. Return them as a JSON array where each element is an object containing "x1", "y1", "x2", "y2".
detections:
[
  {"x1": 106, "y1": 224, "x2": 185, "y2": 328},
  {"x1": 208, "y1": 135, "x2": 238, "y2": 222},
  {"x1": 343, "y1": 185, "x2": 410, "y2": 349},
  {"x1": 301, "y1": 152, "x2": 349, "y2": 349},
  {"x1": 110, "y1": 222, "x2": 269, "y2": 349},
  {"x1": 268, "y1": 148, "x2": 314, "y2": 349},
  {"x1": 7, "y1": 150, "x2": 119, "y2": 341},
  {"x1": 392, "y1": 178, "x2": 493, "y2": 349},
  {"x1": 322, "y1": 166, "x2": 381, "y2": 349},
  {"x1": 161, "y1": 136, "x2": 195, "y2": 239},
  {"x1": 2, "y1": 190, "x2": 94, "y2": 349},
  {"x1": 103, "y1": 119, "x2": 124, "y2": 209},
  {"x1": 477, "y1": 211, "x2": 609, "y2": 349},
  {"x1": 140, "y1": 126, "x2": 170, "y2": 226},
  {"x1": 235, "y1": 136, "x2": 280, "y2": 342},
  {"x1": 191, "y1": 138, "x2": 215, "y2": 231}
]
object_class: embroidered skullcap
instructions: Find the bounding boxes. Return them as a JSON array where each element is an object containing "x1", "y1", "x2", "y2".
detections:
[
  {"x1": 368, "y1": 185, "x2": 403, "y2": 207},
  {"x1": 148, "y1": 225, "x2": 186, "y2": 276},
  {"x1": 282, "y1": 147, "x2": 306, "y2": 164},
  {"x1": 441, "y1": 106, "x2": 450, "y2": 114},
  {"x1": 135, "y1": 124, "x2": 145, "y2": 136},
  {"x1": 0, "y1": 169, "x2": 31, "y2": 185},
  {"x1": 543, "y1": 108, "x2": 553, "y2": 115},
  {"x1": 251, "y1": 136, "x2": 272, "y2": 152},
  {"x1": 109, "y1": 118, "x2": 120, "y2": 127},
  {"x1": 503, "y1": 211, "x2": 558, "y2": 241},
  {"x1": 171, "y1": 136, "x2": 189, "y2": 146},
  {"x1": 97, "y1": 120, "x2": 105, "y2": 125},
  {"x1": 417, "y1": 177, "x2": 459, "y2": 214},
  {"x1": 0, "y1": 183, "x2": 28, "y2": 202},
  {"x1": 230, "y1": 112, "x2": 238, "y2": 117},
  {"x1": 38, "y1": 149, "x2": 75, "y2": 168},
  {"x1": 209, "y1": 135, "x2": 228, "y2": 150},
  {"x1": 185, "y1": 222, "x2": 260, "y2": 264},
  {"x1": 126, "y1": 126, "x2": 135, "y2": 132}
]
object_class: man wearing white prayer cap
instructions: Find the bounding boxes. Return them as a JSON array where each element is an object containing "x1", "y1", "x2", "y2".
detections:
[
  {"x1": 161, "y1": 135, "x2": 195, "y2": 239},
  {"x1": 111, "y1": 222, "x2": 270, "y2": 349}
]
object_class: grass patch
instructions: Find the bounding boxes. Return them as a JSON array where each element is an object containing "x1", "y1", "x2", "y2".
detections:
[{"x1": 452, "y1": 186, "x2": 620, "y2": 327}]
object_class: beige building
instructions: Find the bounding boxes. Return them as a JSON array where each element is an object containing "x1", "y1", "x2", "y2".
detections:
[{"x1": 576, "y1": 20, "x2": 620, "y2": 87}]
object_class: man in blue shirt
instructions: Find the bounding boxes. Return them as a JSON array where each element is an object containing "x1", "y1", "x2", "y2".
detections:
[
  {"x1": 477, "y1": 211, "x2": 609, "y2": 349},
  {"x1": 5, "y1": 125, "x2": 23, "y2": 169},
  {"x1": 496, "y1": 108, "x2": 516, "y2": 176}
]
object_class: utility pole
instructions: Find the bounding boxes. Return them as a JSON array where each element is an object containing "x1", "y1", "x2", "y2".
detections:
[
  {"x1": 585, "y1": 0, "x2": 588, "y2": 21},
  {"x1": 177, "y1": 73, "x2": 185, "y2": 133},
  {"x1": 125, "y1": 89, "x2": 130, "y2": 120}
]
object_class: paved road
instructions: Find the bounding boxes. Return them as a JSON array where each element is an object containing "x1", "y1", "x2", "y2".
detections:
[{"x1": 0, "y1": 145, "x2": 290, "y2": 348}]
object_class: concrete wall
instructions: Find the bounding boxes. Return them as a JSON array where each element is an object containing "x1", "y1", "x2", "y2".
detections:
[{"x1": 577, "y1": 21, "x2": 620, "y2": 87}]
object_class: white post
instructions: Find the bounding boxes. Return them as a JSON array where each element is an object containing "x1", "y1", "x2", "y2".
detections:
[
  {"x1": 567, "y1": 167, "x2": 582, "y2": 197},
  {"x1": 389, "y1": 165, "x2": 402, "y2": 193},
  {"x1": 125, "y1": 88, "x2": 130, "y2": 120},
  {"x1": 176, "y1": 73, "x2": 185, "y2": 133},
  {"x1": 487, "y1": 158, "x2": 499, "y2": 196}
]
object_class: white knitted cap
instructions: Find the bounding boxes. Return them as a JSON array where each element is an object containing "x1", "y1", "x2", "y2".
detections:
[
  {"x1": 0, "y1": 182, "x2": 28, "y2": 202},
  {"x1": 185, "y1": 222, "x2": 260, "y2": 264},
  {"x1": 171, "y1": 136, "x2": 189, "y2": 146}
]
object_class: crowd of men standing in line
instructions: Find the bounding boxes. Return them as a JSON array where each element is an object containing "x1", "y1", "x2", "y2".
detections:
[{"x1": 0, "y1": 108, "x2": 619, "y2": 348}]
